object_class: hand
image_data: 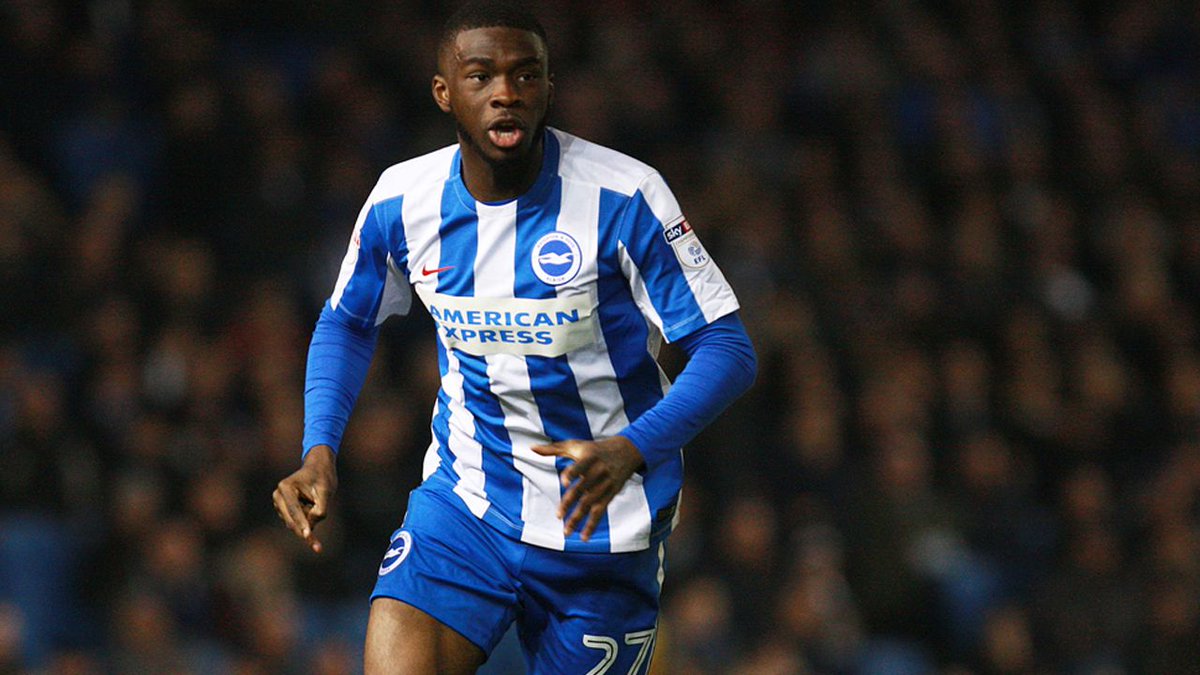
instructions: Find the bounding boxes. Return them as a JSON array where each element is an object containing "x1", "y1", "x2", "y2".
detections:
[
  {"x1": 532, "y1": 436, "x2": 645, "y2": 542},
  {"x1": 272, "y1": 445, "x2": 338, "y2": 553}
]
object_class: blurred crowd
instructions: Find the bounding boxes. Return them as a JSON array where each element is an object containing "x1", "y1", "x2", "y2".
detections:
[{"x1": 2, "y1": 0, "x2": 1199, "y2": 673}]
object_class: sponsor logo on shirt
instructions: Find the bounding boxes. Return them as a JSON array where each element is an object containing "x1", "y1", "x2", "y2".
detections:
[
  {"x1": 663, "y1": 218, "x2": 692, "y2": 244},
  {"x1": 415, "y1": 286, "x2": 599, "y2": 357}
]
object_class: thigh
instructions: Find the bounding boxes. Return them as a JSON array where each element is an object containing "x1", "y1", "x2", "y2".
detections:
[
  {"x1": 369, "y1": 487, "x2": 520, "y2": 663},
  {"x1": 518, "y1": 543, "x2": 665, "y2": 675},
  {"x1": 365, "y1": 598, "x2": 485, "y2": 675}
]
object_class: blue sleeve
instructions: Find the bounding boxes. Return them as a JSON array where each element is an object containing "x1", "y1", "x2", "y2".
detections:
[
  {"x1": 301, "y1": 304, "x2": 380, "y2": 459},
  {"x1": 618, "y1": 312, "x2": 757, "y2": 469}
]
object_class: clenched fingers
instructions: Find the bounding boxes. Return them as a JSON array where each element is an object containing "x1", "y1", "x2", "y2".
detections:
[
  {"x1": 273, "y1": 481, "x2": 324, "y2": 553},
  {"x1": 307, "y1": 484, "x2": 331, "y2": 523},
  {"x1": 273, "y1": 483, "x2": 305, "y2": 536}
]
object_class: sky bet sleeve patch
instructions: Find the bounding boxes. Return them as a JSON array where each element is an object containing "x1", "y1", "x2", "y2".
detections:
[{"x1": 663, "y1": 217, "x2": 711, "y2": 269}]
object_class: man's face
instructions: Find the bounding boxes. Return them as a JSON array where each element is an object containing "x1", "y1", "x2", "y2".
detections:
[{"x1": 433, "y1": 27, "x2": 553, "y2": 166}]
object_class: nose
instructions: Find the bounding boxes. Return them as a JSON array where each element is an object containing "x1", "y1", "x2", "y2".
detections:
[{"x1": 491, "y1": 75, "x2": 520, "y2": 107}]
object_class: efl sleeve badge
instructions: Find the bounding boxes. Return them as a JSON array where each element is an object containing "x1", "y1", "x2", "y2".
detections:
[{"x1": 663, "y1": 218, "x2": 711, "y2": 269}]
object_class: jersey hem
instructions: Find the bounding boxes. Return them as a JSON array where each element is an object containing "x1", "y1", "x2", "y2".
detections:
[{"x1": 422, "y1": 473, "x2": 671, "y2": 554}]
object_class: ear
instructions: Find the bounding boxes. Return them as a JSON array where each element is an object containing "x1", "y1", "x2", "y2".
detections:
[
  {"x1": 547, "y1": 73, "x2": 555, "y2": 107},
  {"x1": 432, "y1": 74, "x2": 452, "y2": 113}
]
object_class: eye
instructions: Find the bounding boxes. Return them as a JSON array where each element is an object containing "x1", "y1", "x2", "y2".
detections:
[
  {"x1": 467, "y1": 72, "x2": 490, "y2": 82},
  {"x1": 517, "y1": 71, "x2": 540, "y2": 82}
]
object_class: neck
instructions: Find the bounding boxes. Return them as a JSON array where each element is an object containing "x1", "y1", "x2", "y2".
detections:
[{"x1": 458, "y1": 133, "x2": 545, "y2": 203}]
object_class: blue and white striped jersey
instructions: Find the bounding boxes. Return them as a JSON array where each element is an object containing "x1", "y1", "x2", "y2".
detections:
[{"x1": 328, "y1": 128, "x2": 739, "y2": 553}]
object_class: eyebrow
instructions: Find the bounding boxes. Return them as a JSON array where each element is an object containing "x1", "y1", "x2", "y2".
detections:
[{"x1": 457, "y1": 55, "x2": 544, "y2": 69}]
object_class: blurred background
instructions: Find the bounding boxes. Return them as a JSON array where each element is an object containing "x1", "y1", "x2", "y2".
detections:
[{"x1": 2, "y1": 0, "x2": 1199, "y2": 673}]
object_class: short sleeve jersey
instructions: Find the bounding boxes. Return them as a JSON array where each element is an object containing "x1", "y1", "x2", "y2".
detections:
[{"x1": 329, "y1": 128, "x2": 739, "y2": 553}]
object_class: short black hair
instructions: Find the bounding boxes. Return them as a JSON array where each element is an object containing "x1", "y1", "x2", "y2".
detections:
[{"x1": 439, "y1": 1, "x2": 549, "y2": 57}]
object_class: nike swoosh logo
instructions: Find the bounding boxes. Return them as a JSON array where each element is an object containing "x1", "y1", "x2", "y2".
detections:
[{"x1": 422, "y1": 265, "x2": 454, "y2": 276}]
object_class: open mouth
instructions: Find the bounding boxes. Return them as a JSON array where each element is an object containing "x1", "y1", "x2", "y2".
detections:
[{"x1": 488, "y1": 118, "x2": 526, "y2": 150}]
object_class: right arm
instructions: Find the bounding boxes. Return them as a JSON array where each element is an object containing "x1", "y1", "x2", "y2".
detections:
[
  {"x1": 272, "y1": 187, "x2": 411, "y2": 552},
  {"x1": 272, "y1": 308, "x2": 379, "y2": 553}
]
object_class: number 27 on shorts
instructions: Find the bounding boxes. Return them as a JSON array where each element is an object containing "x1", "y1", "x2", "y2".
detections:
[{"x1": 582, "y1": 628, "x2": 657, "y2": 675}]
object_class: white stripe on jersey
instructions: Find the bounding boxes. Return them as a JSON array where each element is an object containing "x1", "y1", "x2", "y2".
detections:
[
  {"x1": 559, "y1": 176, "x2": 652, "y2": 551},
  {"x1": 402, "y1": 180, "x2": 453, "y2": 484},
  {"x1": 474, "y1": 201, "x2": 567, "y2": 548},
  {"x1": 406, "y1": 163, "x2": 489, "y2": 517},
  {"x1": 492, "y1": 356, "x2": 566, "y2": 549},
  {"x1": 616, "y1": 239, "x2": 668, "y2": 348},
  {"x1": 443, "y1": 352, "x2": 490, "y2": 518}
]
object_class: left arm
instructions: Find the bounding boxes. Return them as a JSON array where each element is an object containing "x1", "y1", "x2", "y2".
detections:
[
  {"x1": 619, "y1": 311, "x2": 757, "y2": 467},
  {"x1": 533, "y1": 311, "x2": 757, "y2": 539},
  {"x1": 534, "y1": 171, "x2": 752, "y2": 540}
]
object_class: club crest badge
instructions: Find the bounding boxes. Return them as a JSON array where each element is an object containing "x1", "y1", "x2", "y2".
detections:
[
  {"x1": 378, "y1": 530, "x2": 413, "y2": 576},
  {"x1": 532, "y1": 232, "x2": 582, "y2": 285}
]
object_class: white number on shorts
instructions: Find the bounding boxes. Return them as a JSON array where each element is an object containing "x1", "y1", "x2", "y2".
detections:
[
  {"x1": 582, "y1": 635, "x2": 618, "y2": 675},
  {"x1": 582, "y1": 628, "x2": 658, "y2": 675},
  {"x1": 623, "y1": 629, "x2": 656, "y2": 674}
]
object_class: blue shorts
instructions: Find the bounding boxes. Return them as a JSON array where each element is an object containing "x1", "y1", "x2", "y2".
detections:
[{"x1": 370, "y1": 485, "x2": 664, "y2": 674}]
